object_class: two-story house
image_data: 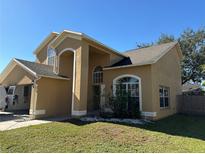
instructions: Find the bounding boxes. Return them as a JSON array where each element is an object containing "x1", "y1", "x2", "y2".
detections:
[{"x1": 0, "y1": 30, "x2": 182, "y2": 120}]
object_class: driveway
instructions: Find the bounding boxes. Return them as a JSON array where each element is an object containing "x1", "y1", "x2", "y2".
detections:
[
  {"x1": 0, "y1": 111, "x2": 68, "y2": 131},
  {"x1": 0, "y1": 111, "x2": 30, "y2": 122}
]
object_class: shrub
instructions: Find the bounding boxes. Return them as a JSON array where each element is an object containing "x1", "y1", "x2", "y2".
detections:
[{"x1": 107, "y1": 84, "x2": 141, "y2": 119}]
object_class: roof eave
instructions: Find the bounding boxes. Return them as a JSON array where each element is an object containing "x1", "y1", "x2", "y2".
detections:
[
  {"x1": 33, "y1": 32, "x2": 59, "y2": 55},
  {"x1": 103, "y1": 62, "x2": 152, "y2": 70},
  {"x1": 50, "y1": 30, "x2": 127, "y2": 58},
  {"x1": 39, "y1": 75, "x2": 70, "y2": 80}
]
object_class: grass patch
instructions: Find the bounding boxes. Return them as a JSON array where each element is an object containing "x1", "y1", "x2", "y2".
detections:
[{"x1": 1, "y1": 114, "x2": 205, "y2": 152}]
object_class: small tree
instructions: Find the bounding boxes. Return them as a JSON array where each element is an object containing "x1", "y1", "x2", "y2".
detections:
[
  {"x1": 109, "y1": 84, "x2": 128, "y2": 118},
  {"x1": 93, "y1": 85, "x2": 101, "y2": 110},
  {"x1": 109, "y1": 84, "x2": 141, "y2": 118}
]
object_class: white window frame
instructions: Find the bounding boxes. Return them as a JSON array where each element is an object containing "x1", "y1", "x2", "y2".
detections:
[
  {"x1": 115, "y1": 82, "x2": 139, "y2": 97},
  {"x1": 7, "y1": 86, "x2": 16, "y2": 95},
  {"x1": 93, "y1": 66, "x2": 103, "y2": 85},
  {"x1": 159, "y1": 86, "x2": 170, "y2": 109},
  {"x1": 113, "y1": 74, "x2": 142, "y2": 111},
  {"x1": 47, "y1": 48, "x2": 56, "y2": 66}
]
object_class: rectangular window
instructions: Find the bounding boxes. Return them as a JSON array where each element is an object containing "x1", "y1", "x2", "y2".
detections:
[
  {"x1": 48, "y1": 56, "x2": 55, "y2": 66},
  {"x1": 47, "y1": 48, "x2": 56, "y2": 66},
  {"x1": 7, "y1": 86, "x2": 15, "y2": 95},
  {"x1": 93, "y1": 71, "x2": 103, "y2": 84},
  {"x1": 159, "y1": 86, "x2": 170, "y2": 108}
]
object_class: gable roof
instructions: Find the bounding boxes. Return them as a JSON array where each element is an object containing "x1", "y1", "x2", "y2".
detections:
[
  {"x1": 104, "y1": 42, "x2": 182, "y2": 70},
  {"x1": 34, "y1": 30, "x2": 126, "y2": 58},
  {"x1": 33, "y1": 32, "x2": 59, "y2": 55},
  {"x1": 0, "y1": 58, "x2": 69, "y2": 83},
  {"x1": 14, "y1": 59, "x2": 69, "y2": 80}
]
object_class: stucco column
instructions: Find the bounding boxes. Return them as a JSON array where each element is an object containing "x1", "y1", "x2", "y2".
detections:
[
  {"x1": 29, "y1": 83, "x2": 38, "y2": 119},
  {"x1": 72, "y1": 43, "x2": 89, "y2": 116}
]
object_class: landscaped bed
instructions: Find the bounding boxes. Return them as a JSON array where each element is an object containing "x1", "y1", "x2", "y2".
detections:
[{"x1": 1, "y1": 114, "x2": 205, "y2": 152}]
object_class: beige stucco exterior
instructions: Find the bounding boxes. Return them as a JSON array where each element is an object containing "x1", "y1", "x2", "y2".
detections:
[
  {"x1": 30, "y1": 77, "x2": 72, "y2": 119},
  {"x1": 104, "y1": 65, "x2": 153, "y2": 112},
  {"x1": 103, "y1": 46, "x2": 182, "y2": 120},
  {"x1": 0, "y1": 30, "x2": 182, "y2": 120},
  {"x1": 151, "y1": 47, "x2": 182, "y2": 119},
  {"x1": 0, "y1": 64, "x2": 35, "y2": 86}
]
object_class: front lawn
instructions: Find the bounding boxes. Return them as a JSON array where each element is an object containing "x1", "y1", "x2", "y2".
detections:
[{"x1": 1, "y1": 114, "x2": 205, "y2": 152}]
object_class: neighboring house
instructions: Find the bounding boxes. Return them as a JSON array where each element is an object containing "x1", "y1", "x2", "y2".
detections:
[
  {"x1": 182, "y1": 82, "x2": 203, "y2": 95},
  {"x1": 0, "y1": 30, "x2": 182, "y2": 120}
]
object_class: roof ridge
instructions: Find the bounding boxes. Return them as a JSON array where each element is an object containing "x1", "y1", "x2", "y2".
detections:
[{"x1": 124, "y1": 41, "x2": 178, "y2": 53}]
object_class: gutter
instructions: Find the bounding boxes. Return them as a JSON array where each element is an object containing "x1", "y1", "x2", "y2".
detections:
[{"x1": 103, "y1": 62, "x2": 152, "y2": 71}]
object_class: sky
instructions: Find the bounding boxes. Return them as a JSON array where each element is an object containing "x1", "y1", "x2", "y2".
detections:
[{"x1": 0, "y1": 0, "x2": 205, "y2": 72}]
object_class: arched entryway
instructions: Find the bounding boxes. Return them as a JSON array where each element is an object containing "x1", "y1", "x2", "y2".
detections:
[
  {"x1": 113, "y1": 74, "x2": 142, "y2": 111},
  {"x1": 58, "y1": 48, "x2": 76, "y2": 116}
]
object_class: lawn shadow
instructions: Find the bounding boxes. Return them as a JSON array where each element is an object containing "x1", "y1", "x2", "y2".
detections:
[
  {"x1": 64, "y1": 114, "x2": 205, "y2": 141},
  {"x1": 138, "y1": 114, "x2": 205, "y2": 141},
  {"x1": 64, "y1": 118, "x2": 95, "y2": 126},
  {"x1": 119, "y1": 114, "x2": 205, "y2": 141}
]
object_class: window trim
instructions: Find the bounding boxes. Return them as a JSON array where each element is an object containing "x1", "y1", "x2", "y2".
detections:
[
  {"x1": 113, "y1": 74, "x2": 142, "y2": 111},
  {"x1": 7, "y1": 86, "x2": 16, "y2": 95},
  {"x1": 92, "y1": 66, "x2": 103, "y2": 85},
  {"x1": 159, "y1": 86, "x2": 170, "y2": 109},
  {"x1": 47, "y1": 47, "x2": 56, "y2": 66}
]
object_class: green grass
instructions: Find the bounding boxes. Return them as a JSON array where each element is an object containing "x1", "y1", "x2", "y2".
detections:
[{"x1": 1, "y1": 114, "x2": 205, "y2": 152}]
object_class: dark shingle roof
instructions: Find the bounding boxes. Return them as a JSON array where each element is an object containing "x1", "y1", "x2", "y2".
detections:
[
  {"x1": 14, "y1": 58, "x2": 69, "y2": 80},
  {"x1": 110, "y1": 42, "x2": 178, "y2": 68}
]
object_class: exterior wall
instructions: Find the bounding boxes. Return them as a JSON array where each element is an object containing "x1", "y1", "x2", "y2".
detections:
[
  {"x1": 103, "y1": 65, "x2": 154, "y2": 113},
  {"x1": 83, "y1": 38, "x2": 124, "y2": 66},
  {"x1": 33, "y1": 34, "x2": 125, "y2": 115},
  {"x1": 55, "y1": 37, "x2": 89, "y2": 113},
  {"x1": 0, "y1": 64, "x2": 33, "y2": 112},
  {"x1": 1, "y1": 64, "x2": 35, "y2": 86},
  {"x1": 35, "y1": 35, "x2": 57, "y2": 64},
  {"x1": 30, "y1": 77, "x2": 72, "y2": 119},
  {"x1": 58, "y1": 53, "x2": 73, "y2": 77},
  {"x1": 87, "y1": 47, "x2": 110, "y2": 112},
  {"x1": 151, "y1": 47, "x2": 182, "y2": 120},
  {"x1": 35, "y1": 44, "x2": 48, "y2": 64}
]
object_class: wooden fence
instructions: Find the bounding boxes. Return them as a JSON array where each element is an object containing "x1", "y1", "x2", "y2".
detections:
[{"x1": 177, "y1": 95, "x2": 205, "y2": 115}]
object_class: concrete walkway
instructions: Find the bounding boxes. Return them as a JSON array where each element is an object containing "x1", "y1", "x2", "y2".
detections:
[
  {"x1": 0, "y1": 112, "x2": 68, "y2": 131},
  {"x1": 0, "y1": 119, "x2": 51, "y2": 131}
]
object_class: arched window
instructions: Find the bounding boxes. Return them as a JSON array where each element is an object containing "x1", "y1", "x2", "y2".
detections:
[
  {"x1": 114, "y1": 76, "x2": 139, "y2": 97},
  {"x1": 113, "y1": 74, "x2": 142, "y2": 111},
  {"x1": 93, "y1": 66, "x2": 103, "y2": 84},
  {"x1": 47, "y1": 48, "x2": 56, "y2": 66}
]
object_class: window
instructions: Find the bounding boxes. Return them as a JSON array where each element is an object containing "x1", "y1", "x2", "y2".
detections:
[
  {"x1": 47, "y1": 48, "x2": 56, "y2": 66},
  {"x1": 113, "y1": 75, "x2": 141, "y2": 111},
  {"x1": 159, "y1": 86, "x2": 170, "y2": 108},
  {"x1": 93, "y1": 66, "x2": 103, "y2": 84},
  {"x1": 7, "y1": 86, "x2": 15, "y2": 95},
  {"x1": 114, "y1": 76, "x2": 139, "y2": 97}
]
